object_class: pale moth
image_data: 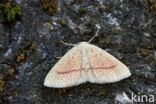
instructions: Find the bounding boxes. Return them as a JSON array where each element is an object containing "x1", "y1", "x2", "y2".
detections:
[{"x1": 44, "y1": 28, "x2": 131, "y2": 88}]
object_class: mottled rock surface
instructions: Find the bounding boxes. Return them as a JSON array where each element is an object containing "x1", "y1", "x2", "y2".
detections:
[{"x1": 0, "y1": 0, "x2": 155, "y2": 104}]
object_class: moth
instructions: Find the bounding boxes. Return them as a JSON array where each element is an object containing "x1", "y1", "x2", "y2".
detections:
[{"x1": 44, "y1": 29, "x2": 131, "y2": 88}]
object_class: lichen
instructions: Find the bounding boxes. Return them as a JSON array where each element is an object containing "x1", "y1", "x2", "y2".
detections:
[
  {"x1": 16, "y1": 53, "x2": 25, "y2": 63},
  {"x1": 29, "y1": 44, "x2": 36, "y2": 53},
  {"x1": 13, "y1": 91, "x2": 18, "y2": 98}
]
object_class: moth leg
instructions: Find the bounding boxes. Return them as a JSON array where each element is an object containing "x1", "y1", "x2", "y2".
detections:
[
  {"x1": 55, "y1": 56, "x2": 62, "y2": 59},
  {"x1": 60, "y1": 40, "x2": 76, "y2": 46},
  {"x1": 88, "y1": 28, "x2": 100, "y2": 43},
  {"x1": 104, "y1": 49, "x2": 111, "y2": 52}
]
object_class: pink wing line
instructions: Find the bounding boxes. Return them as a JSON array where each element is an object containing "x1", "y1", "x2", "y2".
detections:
[
  {"x1": 88, "y1": 65, "x2": 116, "y2": 70},
  {"x1": 56, "y1": 65, "x2": 116, "y2": 75},
  {"x1": 56, "y1": 68, "x2": 85, "y2": 74}
]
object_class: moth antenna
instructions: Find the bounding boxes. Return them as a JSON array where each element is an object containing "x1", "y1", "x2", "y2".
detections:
[
  {"x1": 105, "y1": 49, "x2": 111, "y2": 52},
  {"x1": 60, "y1": 40, "x2": 76, "y2": 46},
  {"x1": 88, "y1": 28, "x2": 100, "y2": 43}
]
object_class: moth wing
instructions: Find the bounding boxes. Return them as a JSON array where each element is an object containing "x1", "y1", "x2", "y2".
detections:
[
  {"x1": 44, "y1": 45, "x2": 87, "y2": 88},
  {"x1": 85, "y1": 44, "x2": 131, "y2": 83}
]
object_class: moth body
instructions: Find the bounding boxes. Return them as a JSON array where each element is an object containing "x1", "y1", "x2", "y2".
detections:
[{"x1": 44, "y1": 42, "x2": 131, "y2": 88}]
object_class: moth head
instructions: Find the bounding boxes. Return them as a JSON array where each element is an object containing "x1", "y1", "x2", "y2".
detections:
[{"x1": 77, "y1": 42, "x2": 89, "y2": 46}]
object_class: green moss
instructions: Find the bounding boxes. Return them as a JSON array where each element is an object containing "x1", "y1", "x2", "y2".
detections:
[
  {"x1": 150, "y1": 0, "x2": 153, "y2": 3},
  {"x1": 154, "y1": 4, "x2": 156, "y2": 8},
  {"x1": 141, "y1": 49, "x2": 149, "y2": 56},
  {"x1": 79, "y1": 8, "x2": 87, "y2": 16},
  {"x1": 0, "y1": 80, "x2": 4, "y2": 92},
  {"x1": 48, "y1": 8, "x2": 52, "y2": 14},
  {"x1": 97, "y1": 89, "x2": 106, "y2": 97},
  {"x1": 0, "y1": 80, "x2": 4, "y2": 87},
  {"x1": 13, "y1": 91, "x2": 18, "y2": 98},
  {"x1": 42, "y1": 0, "x2": 58, "y2": 16},
  {"x1": 57, "y1": 19, "x2": 66, "y2": 26},
  {"x1": 0, "y1": 2, "x2": 22, "y2": 23},
  {"x1": 147, "y1": 44, "x2": 154, "y2": 49},
  {"x1": 144, "y1": 0, "x2": 156, "y2": 16},
  {"x1": 98, "y1": 7, "x2": 104, "y2": 13},
  {"x1": 7, "y1": 69, "x2": 14, "y2": 75},
  {"x1": 57, "y1": 19, "x2": 62, "y2": 24},
  {"x1": 133, "y1": 0, "x2": 138, "y2": 4},
  {"x1": 42, "y1": 5, "x2": 47, "y2": 10},
  {"x1": 98, "y1": 35, "x2": 103, "y2": 41},
  {"x1": 94, "y1": 2, "x2": 98, "y2": 7},
  {"x1": 111, "y1": 29, "x2": 120, "y2": 35}
]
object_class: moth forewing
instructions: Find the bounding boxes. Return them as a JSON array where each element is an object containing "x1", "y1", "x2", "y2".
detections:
[{"x1": 44, "y1": 42, "x2": 131, "y2": 88}]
